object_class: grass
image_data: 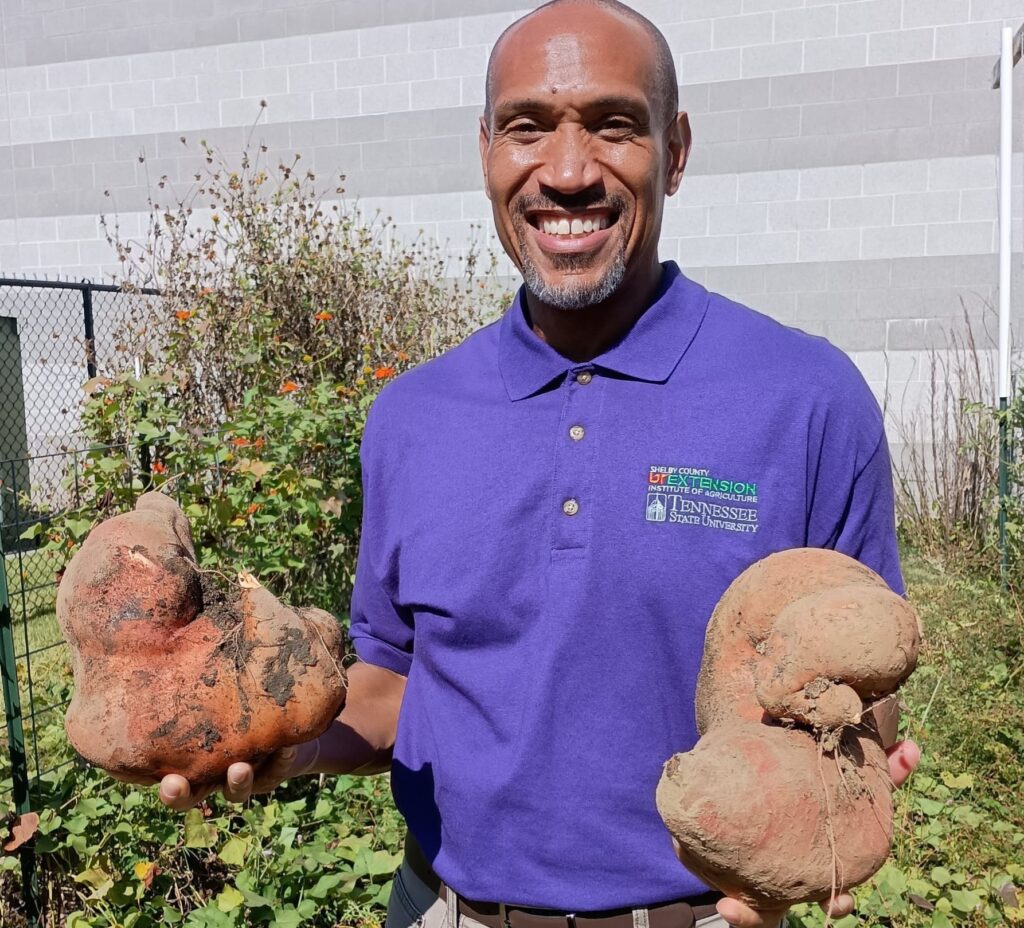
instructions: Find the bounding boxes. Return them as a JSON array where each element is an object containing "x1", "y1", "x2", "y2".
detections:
[
  {"x1": 1, "y1": 548, "x2": 73, "y2": 795},
  {"x1": 900, "y1": 550, "x2": 1023, "y2": 801},
  {"x1": 3, "y1": 548, "x2": 63, "y2": 653}
]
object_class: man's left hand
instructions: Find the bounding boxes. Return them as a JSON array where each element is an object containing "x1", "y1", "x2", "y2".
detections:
[{"x1": 714, "y1": 739, "x2": 921, "y2": 928}]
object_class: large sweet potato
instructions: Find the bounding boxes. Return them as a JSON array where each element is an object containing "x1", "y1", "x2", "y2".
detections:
[
  {"x1": 57, "y1": 493, "x2": 347, "y2": 786},
  {"x1": 656, "y1": 549, "x2": 920, "y2": 910}
]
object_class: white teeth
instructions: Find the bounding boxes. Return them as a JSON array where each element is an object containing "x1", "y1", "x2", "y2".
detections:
[{"x1": 540, "y1": 214, "x2": 611, "y2": 236}]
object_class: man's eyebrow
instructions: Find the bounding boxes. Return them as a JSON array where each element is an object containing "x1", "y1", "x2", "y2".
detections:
[
  {"x1": 584, "y1": 95, "x2": 651, "y2": 117},
  {"x1": 492, "y1": 98, "x2": 550, "y2": 121},
  {"x1": 492, "y1": 94, "x2": 652, "y2": 122}
]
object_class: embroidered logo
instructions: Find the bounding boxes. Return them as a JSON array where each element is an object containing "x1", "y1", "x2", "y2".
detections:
[
  {"x1": 645, "y1": 493, "x2": 667, "y2": 522},
  {"x1": 646, "y1": 465, "x2": 759, "y2": 534}
]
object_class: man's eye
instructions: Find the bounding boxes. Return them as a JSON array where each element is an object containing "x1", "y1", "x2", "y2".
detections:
[
  {"x1": 506, "y1": 121, "x2": 545, "y2": 137},
  {"x1": 596, "y1": 119, "x2": 635, "y2": 137}
]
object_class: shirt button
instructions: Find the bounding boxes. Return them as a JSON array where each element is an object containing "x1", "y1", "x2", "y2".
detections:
[
  {"x1": 569, "y1": 425, "x2": 585, "y2": 441},
  {"x1": 576, "y1": 371, "x2": 593, "y2": 385},
  {"x1": 562, "y1": 498, "x2": 580, "y2": 516}
]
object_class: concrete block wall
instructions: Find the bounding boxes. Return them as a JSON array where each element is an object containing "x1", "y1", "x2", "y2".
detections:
[{"x1": 1, "y1": 0, "x2": 1023, "y2": 464}]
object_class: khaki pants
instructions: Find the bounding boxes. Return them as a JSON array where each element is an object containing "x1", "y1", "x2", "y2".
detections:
[{"x1": 386, "y1": 857, "x2": 769, "y2": 928}]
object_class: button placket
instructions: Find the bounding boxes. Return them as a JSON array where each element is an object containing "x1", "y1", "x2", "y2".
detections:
[{"x1": 551, "y1": 367, "x2": 598, "y2": 550}]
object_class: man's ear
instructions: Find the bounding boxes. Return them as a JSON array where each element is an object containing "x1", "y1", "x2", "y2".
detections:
[
  {"x1": 665, "y1": 111, "x2": 691, "y2": 197},
  {"x1": 479, "y1": 116, "x2": 492, "y2": 200}
]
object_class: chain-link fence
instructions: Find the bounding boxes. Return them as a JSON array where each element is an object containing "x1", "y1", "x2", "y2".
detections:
[
  {"x1": 0, "y1": 278, "x2": 159, "y2": 925},
  {"x1": 0, "y1": 279, "x2": 160, "y2": 537}
]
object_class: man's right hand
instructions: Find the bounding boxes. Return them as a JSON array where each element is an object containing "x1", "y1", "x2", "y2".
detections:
[{"x1": 152, "y1": 661, "x2": 407, "y2": 811}]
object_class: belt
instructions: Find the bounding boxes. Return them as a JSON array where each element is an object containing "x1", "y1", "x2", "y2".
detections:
[{"x1": 404, "y1": 836, "x2": 722, "y2": 928}]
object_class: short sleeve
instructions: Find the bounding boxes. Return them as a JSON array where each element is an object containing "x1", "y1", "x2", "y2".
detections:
[
  {"x1": 348, "y1": 397, "x2": 415, "y2": 676},
  {"x1": 804, "y1": 365, "x2": 905, "y2": 596}
]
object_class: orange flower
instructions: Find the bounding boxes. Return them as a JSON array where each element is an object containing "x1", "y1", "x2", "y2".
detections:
[
  {"x1": 231, "y1": 437, "x2": 250, "y2": 448},
  {"x1": 247, "y1": 503, "x2": 261, "y2": 515},
  {"x1": 373, "y1": 366, "x2": 396, "y2": 380},
  {"x1": 280, "y1": 380, "x2": 299, "y2": 393},
  {"x1": 152, "y1": 460, "x2": 168, "y2": 474},
  {"x1": 397, "y1": 351, "x2": 410, "y2": 362},
  {"x1": 314, "y1": 311, "x2": 333, "y2": 322},
  {"x1": 199, "y1": 287, "x2": 213, "y2": 297},
  {"x1": 175, "y1": 310, "x2": 192, "y2": 321},
  {"x1": 253, "y1": 437, "x2": 265, "y2": 449}
]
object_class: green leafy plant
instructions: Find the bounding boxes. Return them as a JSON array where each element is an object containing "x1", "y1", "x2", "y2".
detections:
[
  {"x1": 24, "y1": 136, "x2": 504, "y2": 613},
  {"x1": 3, "y1": 758, "x2": 404, "y2": 928}
]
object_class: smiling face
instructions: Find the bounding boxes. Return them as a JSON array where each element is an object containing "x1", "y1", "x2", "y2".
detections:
[{"x1": 480, "y1": 2, "x2": 689, "y2": 312}]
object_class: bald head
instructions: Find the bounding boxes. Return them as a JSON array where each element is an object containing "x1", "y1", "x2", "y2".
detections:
[{"x1": 484, "y1": 0, "x2": 679, "y2": 130}]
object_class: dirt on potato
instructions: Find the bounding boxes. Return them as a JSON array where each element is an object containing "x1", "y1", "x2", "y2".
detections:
[
  {"x1": 656, "y1": 548, "x2": 921, "y2": 910},
  {"x1": 57, "y1": 493, "x2": 347, "y2": 786}
]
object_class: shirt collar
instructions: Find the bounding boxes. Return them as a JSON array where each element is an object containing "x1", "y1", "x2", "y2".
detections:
[{"x1": 498, "y1": 262, "x2": 709, "y2": 402}]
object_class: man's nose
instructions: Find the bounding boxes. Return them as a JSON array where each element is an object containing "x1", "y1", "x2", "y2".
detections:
[{"x1": 535, "y1": 125, "x2": 602, "y2": 193}]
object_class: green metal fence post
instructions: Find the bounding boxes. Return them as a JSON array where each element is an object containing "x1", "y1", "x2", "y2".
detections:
[
  {"x1": 1000, "y1": 398, "x2": 1010, "y2": 588},
  {"x1": 82, "y1": 284, "x2": 97, "y2": 381},
  {"x1": 999, "y1": 397, "x2": 1007, "y2": 585},
  {"x1": 0, "y1": 533, "x2": 39, "y2": 925}
]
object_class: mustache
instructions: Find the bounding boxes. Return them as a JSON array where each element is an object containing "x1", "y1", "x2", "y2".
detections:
[{"x1": 512, "y1": 191, "x2": 628, "y2": 218}]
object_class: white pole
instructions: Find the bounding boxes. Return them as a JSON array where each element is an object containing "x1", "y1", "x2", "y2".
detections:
[
  {"x1": 998, "y1": 26, "x2": 1015, "y2": 584},
  {"x1": 998, "y1": 26, "x2": 1013, "y2": 404}
]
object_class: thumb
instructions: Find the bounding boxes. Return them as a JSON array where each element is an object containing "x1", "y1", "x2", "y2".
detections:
[
  {"x1": 159, "y1": 774, "x2": 196, "y2": 811},
  {"x1": 716, "y1": 896, "x2": 789, "y2": 928},
  {"x1": 886, "y1": 739, "x2": 921, "y2": 788}
]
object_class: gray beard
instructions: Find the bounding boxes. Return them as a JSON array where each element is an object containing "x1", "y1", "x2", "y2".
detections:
[{"x1": 518, "y1": 240, "x2": 628, "y2": 311}]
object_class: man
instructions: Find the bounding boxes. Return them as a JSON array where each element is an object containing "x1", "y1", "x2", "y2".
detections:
[{"x1": 159, "y1": 3, "x2": 920, "y2": 927}]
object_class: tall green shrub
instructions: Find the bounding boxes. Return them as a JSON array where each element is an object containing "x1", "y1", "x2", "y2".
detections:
[{"x1": 38, "y1": 139, "x2": 505, "y2": 611}]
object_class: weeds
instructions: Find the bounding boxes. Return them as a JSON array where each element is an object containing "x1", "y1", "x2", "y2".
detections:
[
  {"x1": 887, "y1": 303, "x2": 998, "y2": 568},
  {"x1": 789, "y1": 553, "x2": 1024, "y2": 928}
]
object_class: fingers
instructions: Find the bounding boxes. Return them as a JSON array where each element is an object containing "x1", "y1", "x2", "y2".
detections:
[
  {"x1": 251, "y1": 746, "x2": 300, "y2": 793},
  {"x1": 157, "y1": 745, "x2": 304, "y2": 812},
  {"x1": 885, "y1": 739, "x2": 921, "y2": 788},
  {"x1": 109, "y1": 770, "x2": 160, "y2": 787},
  {"x1": 221, "y1": 762, "x2": 256, "y2": 804},
  {"x1": 158, "y1": 765, "x2": 254, "y2": 810},
  {"x1": 819, "y1": 893, "x2": 855, "y2": 918},
  {"x1": 225, "y1": 744, "x2": 304, "y2": 800},
  {"x1": 716, "y1": 897, "x2": 789, "y2": 928},
  {"x1": 159, "y1": 773, "x2": 205, "y2": 811}
]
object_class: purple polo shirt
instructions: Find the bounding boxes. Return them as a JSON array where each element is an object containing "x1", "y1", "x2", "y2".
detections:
[{"x1": 349, "y1": 262, "x2": 903, "y2": 910}]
